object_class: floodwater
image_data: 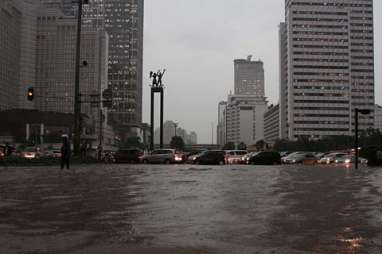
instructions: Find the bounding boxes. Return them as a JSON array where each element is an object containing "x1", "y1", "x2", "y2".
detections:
[{"x1": 1, "y1": 164, "x2": 382, "y2": 253}]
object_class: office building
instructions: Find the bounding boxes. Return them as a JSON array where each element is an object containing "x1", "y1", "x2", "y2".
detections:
[
  {"x1": 154, "y1": 121, "x2": 197, "y2": 145},
  {"x1": 224, "y1": 56, "x2": 268, "y2": 146},
  {"x1": 34, "y1": 4, "x2": 114, "y2": 148},
  {"x1": 225, "y1": 94, "x2": 267, "y2": 146},
  {"x1": 43, "y1": 0, "x2": 144, "y2": 140},
  {"x1": 375, "y1": 104, "x2": 382, "y2": 132},
  {"x1": 234, "y1": 56, "x2": 265, "y2": 97},
  {"x1": 282, "y1": 0, "x2": 374, "y2": 140},
  {"x1": 0, "y1": 0, "x2": 39, "y2": 111},
  {"x1": 264, "y1": 104, "x2": 280, "y2": 144},
  {"x1": 0, "y1": 0, "x2": 22, "y2": 111},
  {"x1": 217, "y1": 101, "x2": 227, "y2": 146},
  {"x1": 279, "y1": 22, "x2": 288, "y2": 140}
]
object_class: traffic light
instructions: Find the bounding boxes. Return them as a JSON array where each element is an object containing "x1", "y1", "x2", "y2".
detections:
[{"x1": 27, "y1": 88, "x2": 34, "y2": 101}]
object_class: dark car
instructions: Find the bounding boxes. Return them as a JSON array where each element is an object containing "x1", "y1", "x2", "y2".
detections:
[
  {"x1": 247, "y1": 151, "x2": 281, "y2": 165},
  {"x1": 114, "y1": 149, "x2": 143, "y2": 163},
  {"x1": 193, "y1": 150, "x2": 225, "y2": 165}
]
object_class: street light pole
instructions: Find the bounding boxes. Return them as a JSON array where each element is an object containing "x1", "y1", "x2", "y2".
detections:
[{"x1": 73, "y1": 0, "x2": 84, "y2": 156}]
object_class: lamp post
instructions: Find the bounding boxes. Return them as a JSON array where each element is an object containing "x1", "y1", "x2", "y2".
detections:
[
  {"x1": 354, "y1": 108, "x2": 371, "y2": 169},
  {"x1": 174, "y1": 122, "x2": 178, "y2": 137},
  {"x1": 73, "y1": 0, "x2": 89, "y2": 156}
]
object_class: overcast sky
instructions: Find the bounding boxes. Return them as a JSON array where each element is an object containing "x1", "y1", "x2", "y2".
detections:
[{"x1": 143, "y1": 0, "x2": 381, "y2": 144}]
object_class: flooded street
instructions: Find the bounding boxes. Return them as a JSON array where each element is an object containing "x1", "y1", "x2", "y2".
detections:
[{"x1": 1, "y1": 164, "x2": 382, "y2": 253}]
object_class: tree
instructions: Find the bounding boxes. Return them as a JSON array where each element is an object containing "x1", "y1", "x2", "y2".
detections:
[
  {"x1": 170, "y1": 136, "x2": 185, "y2": 150},
  {"x1": 255, "y1": 140, "x2": 266, "y2": 151},
  {"x1": 222, "y1": 142, "x2": 235, "y2": 150},
  {"x1": 120, "y1": 136, "x2": 145, "y2": 149},
  {"x1": 238, "y1": 142, "x2": 247, "y2": 150}
]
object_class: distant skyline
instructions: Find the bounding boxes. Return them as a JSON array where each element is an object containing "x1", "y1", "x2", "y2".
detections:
[{"x1": 143, "y1": 0, "x2": 381, "y2": 144}]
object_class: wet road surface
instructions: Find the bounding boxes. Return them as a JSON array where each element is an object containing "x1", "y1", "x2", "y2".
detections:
[{"x1": 1, "y1": 164, "x2": 382, "y2": 253}]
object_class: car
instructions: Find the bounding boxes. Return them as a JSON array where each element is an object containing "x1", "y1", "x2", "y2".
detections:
[
  {"x1": 224, "y1": 150, "x2": 248, "y2": 164},
  {"x1": 41, "y1": 150, "x2": 62, "y2": 159},
  {"x1": 240, "y1": 152, "x2": 258, "y2": 164},
  {"x1": 193, "y1": 150, "x2": 226, "y2": 165},
  {"x1": 335, "y1": 155, "x2": 368, "y2": 165},
  {"x1": 281, "y1": 152, "x2": 305, "y2": 164},
  {"x1": 140, "y1": 149, "x2": 184, "y2": 164},
  {"x1": 186, "y1": 150, "x2": 207, "y2": 163},
  {"x1": 21, "y1": 147, "x2": 40, "y2": 159},
  {"x1": 318, "y1": 153, "x2": 348, "y2": 164},
  {"x1": 283, "y1": 152, "x2": 317, "y2": 164},
  {"x1": 247, "y1": 151, "x2": 281, "y2": 165},
  {"x1": 114, "y1": 148, "x2": 143, "y2": 163}
]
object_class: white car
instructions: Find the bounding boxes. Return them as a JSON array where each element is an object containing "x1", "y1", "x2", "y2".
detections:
[{"x1": 318, "y1": 153, "x2": 348, "y2": 164}]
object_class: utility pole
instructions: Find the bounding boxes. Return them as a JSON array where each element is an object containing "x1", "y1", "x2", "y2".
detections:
[{"x1": 73, "y1": 0, "x2": 84, "y2": 156}]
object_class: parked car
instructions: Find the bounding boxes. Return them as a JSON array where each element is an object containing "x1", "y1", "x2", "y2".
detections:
[
  {"x1": 283, "y1": 152, "x2": 317, "y2": 164},
  {"x1": 186, "y1": 150, "x2": 207, "y2": 163},
  {"x1": 225, "y1": 150, "x2": 248, "y2": 164},
  {"x1": 193, "y1": 150, "x2": 226, "y2": 165},
  {"x1": 335, "y1": 155, "x2": 368, "y2": 165},
  {"x1": 140, "y1": 149, "x2": 184, "y2": 164},
  {"x1": 21, "y1": 147, "x2": 40, "y2": 159},
  {"x1": 114, "y1": 148, "x2": 143, "y2": 163},
  {"x1": 281, "y1": 152, "x2": 305, "y2": 164},
  {"x1": 318, "y1": 153, "x2": 348, "y2": 164},
  {"x1": 247, "y1": 151, "x2": 281, "y2": 165},
  {"x1": 42, "y1": 150, "x2": 61, "y2": 159},
  {"x1": 240, "y1": 152, "x2": 258, "y2": 164}
]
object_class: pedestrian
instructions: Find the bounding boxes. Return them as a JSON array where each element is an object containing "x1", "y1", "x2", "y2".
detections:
[{"x1": 60, "y1": 135, "x2": 71, "y2": 170}]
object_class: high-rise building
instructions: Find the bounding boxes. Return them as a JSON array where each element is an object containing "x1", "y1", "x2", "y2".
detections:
[
  {"x1": 34, "y1": 4, "x2": 114, "y2": 148},
  {"x1": 224, "y1": 57, "x2": 268, "y2": 146},
  {"x1": 217, "y1": 101, "x2": 227, "y2": 146},
  {"x1": 234, "y1": 56, "x2": 265, "y2": 97},
  {"x1": 0, "y1": 1, "x2": 22, "y2": 111},
  {"x1": 279, "y1": 22, "x2": 288, "y2": 140},
  {"x1": 0, "y1": 0, "x2": 38, "y2": 111},
  {"x1": 48, "y1": 0, "x2": 145, "y2": 140},
  {"x1": 282, "y1": 0, "x2": 374, "y2": 140},
  {"x1": 154, "y1": 121, "x2": 197, "y2": 145},
  {"x1": 264, "y1": 104, "x2": 280, "y2": 144},
  {"x1": 375, "y1": 104, "x2": 382, "y2": 132},
  {"x1": 225, "y1": 95, "x2": 267, "y2": 146}
]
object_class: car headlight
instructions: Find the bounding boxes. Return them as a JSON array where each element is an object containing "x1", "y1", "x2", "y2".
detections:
[{"x1": 345, "y1": 159, "x2": 351, "y2": 164}]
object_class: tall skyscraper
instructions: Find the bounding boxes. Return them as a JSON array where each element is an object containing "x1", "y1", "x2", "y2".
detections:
[
  {"x1": 279, "y1": 22, "x2": 288, "y2": 140},
  {"x1": 0, "y1": 0, "x2": 38, "y2": 111},
  {"x1": 234, "y1": 56, "x2": 265, "y2": 97},
  {"x1": 216, "y1": 101, "x2": 227, "y2": 146},
  {"x1": 282, "y1": 0, "x2": 374, "y2": 140},
  {"x1": 224, "y1": 57, "x2": 268, "y2": 146},
  {"x1": 50, "y1": 0, "x2": 144, "y2": 139},
  {"x1": 103, "y1": 0, "x2": 144, "y2": 138}
]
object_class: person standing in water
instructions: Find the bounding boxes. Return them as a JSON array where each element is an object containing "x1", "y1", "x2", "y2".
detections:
[{"x1": 60, "y1": 135, "x2": 71, "y2": 170}]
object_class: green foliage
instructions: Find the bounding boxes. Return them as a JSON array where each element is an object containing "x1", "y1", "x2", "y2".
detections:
[
  {"x1": 170, "y1": 136, "x2": 185, "y2": 150},
  {"x1": 222, "y1": 142, "x2": 235, "y2": 150},
  {"x1": 238, "y1": 142, "x2": 247, "y2": 150},
  {"x1": 120, "y1": 136, "x2": 145, "y2": 149},
  {"x1": 255, "y1": 140, "x2": 267, "y2": 151}
]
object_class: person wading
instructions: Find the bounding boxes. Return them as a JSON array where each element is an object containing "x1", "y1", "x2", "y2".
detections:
[{"x1": 60, "y1": 135, "x2": 71, "y2": 170}]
